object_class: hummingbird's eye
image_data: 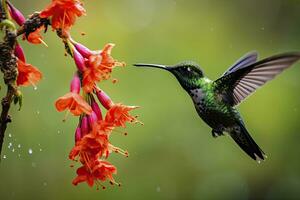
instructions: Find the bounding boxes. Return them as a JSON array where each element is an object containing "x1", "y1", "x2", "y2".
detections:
[{"x1": 187, "y1": 67, "x2": 191, "y2": 72}]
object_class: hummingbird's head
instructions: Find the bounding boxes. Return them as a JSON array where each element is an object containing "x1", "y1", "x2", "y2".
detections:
[{"x1": 134, "y1": 61, "x2": 204, "y2": 90}]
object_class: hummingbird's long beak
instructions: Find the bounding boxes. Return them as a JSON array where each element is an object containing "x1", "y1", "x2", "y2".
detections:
[{"x1": 134, "y1": 63, "x2": 170, "y2": 71}]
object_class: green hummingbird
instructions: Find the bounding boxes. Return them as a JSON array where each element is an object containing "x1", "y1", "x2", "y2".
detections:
[{"x1": 134, "y1": 52, "x2": 300, "y2": 161}]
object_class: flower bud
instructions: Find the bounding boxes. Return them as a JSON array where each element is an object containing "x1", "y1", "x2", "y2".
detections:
[
  {"x1": 75, "y1": 127, "x2": 82, "y2": 142},
  {"x1": 96, "y1": 90, "x2": 113, "y2": 110},
  {"x1": 80, "y1": 116, "x2": 89, "y2": 136},
  {"x1": 91, "y1": 101, "x2": 103, "y2": 120},
  {"x1": 74, "y1": 43, "x2": 93, "y2": 58},
  {"x1": 88, "y1": 111, "x2": 98, "y2": 126},
  {"x1": 73, "y1": 48, "x2": 86, "y2": 72},
  {"x1": 70, "y1": 73, "x2": 81, "y2": 93},
  {"x1": 14, "y1": 43, "x2": 26, "y2": 62},
  {"x1": 8, "y1": 2, "x2": 26, "y2": 26}
]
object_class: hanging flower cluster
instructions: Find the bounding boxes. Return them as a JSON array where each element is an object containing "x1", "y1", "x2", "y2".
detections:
[{"x1": 2, "y1": 0, "x2": 141, "y2": 189}]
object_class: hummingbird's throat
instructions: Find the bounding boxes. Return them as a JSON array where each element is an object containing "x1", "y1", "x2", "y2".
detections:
[{"x1": 176, "y1": 76, "x2": 199, "y2": 91}]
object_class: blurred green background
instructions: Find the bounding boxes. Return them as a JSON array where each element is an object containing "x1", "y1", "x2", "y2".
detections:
[{"x1": 1, "y1": 0, "x2": 300, "y2": 199}]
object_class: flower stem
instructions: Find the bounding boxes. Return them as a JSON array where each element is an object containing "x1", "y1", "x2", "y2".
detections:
[
  {"x1": 1, "y1": 0, "x2": 10, "y2": 20},
  {"x1": 0, "y1": 0, "x2": 17, "y2": 160}
]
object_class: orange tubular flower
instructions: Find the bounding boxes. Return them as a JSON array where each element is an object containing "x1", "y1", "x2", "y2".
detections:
[
  {"x1": 105, "y1": 104, "x2": 140, "y2": 128},
  {"x1": 17, "y1": 59, "x2": 42, "y2": 87},
  {"x1": 82, "y1": 67, "x2": 101, "y2": 93},
  {"x1": 69, "y1": 133, "x2": 110, "y2": 162},
  {"x1": 40, "y1": 0, "x2": 86, "y2": 31},
  {"x1": 93, "y1": 120, "x2": 115, "y2": 136},
  {"x1": 72, "y1": 160, "x2": 118, "y2": 188},
  {"x1": 100, "y1": 44, "x2": 126, "y2": 70},
  {"x1": 55, "y1": 93, "x2": 92, "y2": 116},
  {"x1": 55, "y1": 74, "x2": 92, "y2": 116},
  {"x1": 4, "y1": 0, "x2": 141, "y2": 189},
  {"x1": 82, "y1": 44, "x2": 126, "y2": 93}
]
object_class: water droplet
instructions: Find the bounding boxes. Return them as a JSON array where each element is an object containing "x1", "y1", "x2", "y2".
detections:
[
  {"x1": 39, "y1": 148, "x2": 42, "y2": 152},
  {"x1": 28, "y1": 148, "x2": 33, "y2": 155},
  {"x1": 17, "y1": 144, "x2": 21, "y2": 148},
  {"x1": 264, "y1": 155, "x2": 268, "y2": 159},
  {"x1": 37, "y1": 110, "x2": 40, "y2": 115},
  {"x1": 34, "y1": 86, "x2": 38, "y2": 90},
  {"x1": 12, "y1": 148, "x2": 15, "y2": 153},
  {"x1": 57, "y1": 130, "x2": 61, "y2": 134},
  {"x1": 8, "y1": 142, "x2": 12, "y2": 149},
  {"x1": 18, "y1": 154, "x2": 21, "y2": 158},
  {"x1": 8, "y1": 133, "x2": 12, "y2": 138},
  {"x1": 3, "y1": 155, "x2": 6, "y2": 159},
  {"x1": 156, "y1": 186, "x2": 161, "y2": 192}
]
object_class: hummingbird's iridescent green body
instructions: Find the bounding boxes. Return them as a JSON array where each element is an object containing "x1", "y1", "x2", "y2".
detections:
[
  {"x1": 179, "y1": 72, "x2": 245, "y2": 140},
  {"x1": 135, "y1": 52, "x2": 300, "y2": 161},
  {"x1": 189, "y1": 77, "x2": 240, "y2": 133}
]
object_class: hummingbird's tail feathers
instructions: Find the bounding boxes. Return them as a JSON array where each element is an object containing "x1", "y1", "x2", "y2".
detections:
[{"x1": 230, "y1": 123, "x2": 265, "y2": 161}]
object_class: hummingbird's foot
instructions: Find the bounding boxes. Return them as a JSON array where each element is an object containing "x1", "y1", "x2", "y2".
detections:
[{"x1": 212, "y1": 129, "x2": 224, "y2": 138}]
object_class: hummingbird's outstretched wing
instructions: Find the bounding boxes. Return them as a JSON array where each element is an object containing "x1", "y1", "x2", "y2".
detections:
[
  {"x1": 214, "y1": 52, "x2": 300, "y2": 106},
  {"x1": 222, "y1": 51, "x2": 258, "y2": 76}
]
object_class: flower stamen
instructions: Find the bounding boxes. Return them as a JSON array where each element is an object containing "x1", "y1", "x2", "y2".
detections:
[
  {"x1": 38, "y1": 38, "x2": 48, "y2": 47},
  {"x1": 109, "y1": 144, "x2": 129, "y2": 157},
  {"x1": 63, "y1": 101, "x2": 75, "y2": 122}
]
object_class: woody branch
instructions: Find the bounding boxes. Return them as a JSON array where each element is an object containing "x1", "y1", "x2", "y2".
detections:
[
  {"x1": 0, "y1": 0, "x2": 18, "y2": 159},
  {"x1": 0, "y1": 1, "x2": 48, "y2": 158}
]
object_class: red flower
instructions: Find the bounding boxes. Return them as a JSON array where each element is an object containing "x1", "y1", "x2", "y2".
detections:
[
  {"x1": 17, "y1": 59, "x2": 42, "y2": 87},
  {"x1": 40, "y1": 0, "x2": 86, "y2": 32},
  {"x1": 72, "y1": 160, "x2": 117, "y2": 187},
  {"x1": 92, "y1": 120, "x2": 129, "y2": 156},
  {"x1": 55, "y1": 92, "x2": 92, "y2": 116},
  {"x1": 93, "y1": 120, "x2": 115, "y2": 136},
  {"x1": 100, "y1": 44, "x2": 125, "y2": 70},
  {"x1": 24, "y1": 27, "x2": 45, "y2": 45},
  {"x1": 82, "y1": 66, "x2": 101, "y2": 93},
  {"x1": 82, "y1": 44, "x2": 125, "y2": 93},
  {"x1": 105, "y1": 104, "x2": 140, "y2": 128},
  {"x1": 69, "y1": 133, "x2": 110, "y2": 162}
]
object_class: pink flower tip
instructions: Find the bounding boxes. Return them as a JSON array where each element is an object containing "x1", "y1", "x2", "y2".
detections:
[
  {"x1": 74, "y1": 43, "x2": 93, "y2": 58},
  {"x1": 8, "y1": 2, "x2": 26, "y2": 26},
  {"x1": 70, "y1": 73, "x2": 81, "y2": 93},
  {"x1": 96, "y1": 90, "x2": 114, "y2": 110},
  {"x1": 88, "y1": 111, "x2": 98, "y2": 126},
  {"x1": 91, "y1": 101, "x2": 103, "y2": 120},
  {"x1": 80, "y1": 116, "x2": 89, "y2": 137},
  {"x1": 75, "y1": 127, "x2": 82, "y2": 143},
  {"x1": 14, "y1": 43, "x2": 26, "y2": 62},
  {"x1": 73, "y1": 48, "x2": 86, "y2": 72}
]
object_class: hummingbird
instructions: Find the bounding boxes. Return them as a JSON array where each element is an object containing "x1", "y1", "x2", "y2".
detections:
[{"x1": 134, "y1": 52, "x2": 300, "y2": 161}]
